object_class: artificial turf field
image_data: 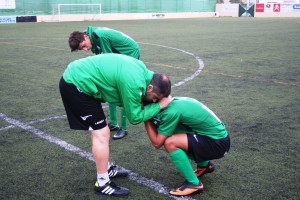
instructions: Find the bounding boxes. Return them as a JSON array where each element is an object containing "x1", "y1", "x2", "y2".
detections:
[{"x1": 0, "y1": 18, "x2": 299, "y2": 200}]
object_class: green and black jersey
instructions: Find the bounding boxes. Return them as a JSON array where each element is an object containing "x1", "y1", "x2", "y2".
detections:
[
  {"x1": 85, "y1": 26, "x2": 140, "y2": 59},
  {"x1": 63, "y1": 54, "x2": 160, "y2": 125},
  {"x1": 155, "y1": 97, "x2": 228, "y2": 139}
]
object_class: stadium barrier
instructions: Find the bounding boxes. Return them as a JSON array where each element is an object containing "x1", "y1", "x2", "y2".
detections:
[
  {"x1": 215, "y1": 3, "x2": 300, "y2": 17},
  {"x1": 1, "y1": 4, "x2": 300, "y2": 24},
  {"x1": 16, "y1": 16, "x2": 37, "y2": 23},
  {"x1": 37, "y1": 12, "x2": 216, "y2": 22}
]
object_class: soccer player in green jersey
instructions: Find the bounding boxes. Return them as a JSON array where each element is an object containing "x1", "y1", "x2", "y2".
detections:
[
  {"x1": 144, "y1": 97, "x2": 230, "y2": 196},
  {"x1": 59, "y1": 54, "x2": 172, "y2": 196},
  {"x1": 68, "y1": 26, "x2": 140, "y2": 139}
]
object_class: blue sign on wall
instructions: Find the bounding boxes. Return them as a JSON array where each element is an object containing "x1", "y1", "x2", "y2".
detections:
[
  {"x1": 0, "y1": 16, "x2": 17, "y2": 23},
  {"x1": 293, "y1": 4, "x2": 300, "y2": 9}
]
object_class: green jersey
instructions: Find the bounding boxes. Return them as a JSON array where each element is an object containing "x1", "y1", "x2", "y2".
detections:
[
  {"x1": 85, "y1": 26, "x2": 140, "y2": 59},
  {"x1": 63, "y1": 54, "x2": 160, "y2": 125},
  {"x1": 156, "y1": 97, "x2": 228, "y2": 139}
]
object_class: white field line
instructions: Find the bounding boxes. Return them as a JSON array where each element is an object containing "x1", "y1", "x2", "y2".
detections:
[
  {"x1": 0, "y1": 115, "x2": 65, "y2": 131},
  {"x1": 0, "y1": 112, "x2": 195, "y2": 200},
  {"x1": 138, "y1": 42, "x2": 205, "y2": 88},
  {"x1": 0, "y1": 44, "x2": 204, "y2": 200},
  {"x1": 0, "y1": 43, "x2": 204, "y2": 132}
]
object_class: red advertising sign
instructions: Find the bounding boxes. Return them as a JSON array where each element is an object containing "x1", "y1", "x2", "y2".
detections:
[
  {"x1": 273, "y1": 4, "x2": 281, "y2": 12},
  {"x1": 256, "y1": 3, "x2": 265, "y2": 12}
]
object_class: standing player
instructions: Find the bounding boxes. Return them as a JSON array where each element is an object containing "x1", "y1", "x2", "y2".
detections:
[
  {"x1": 68, "y1": 26, "x2": 140, "y2": 139},
  {"x1": 144, "y1": 97, "x2": 230, "y2": 196},
  {"x1": 59, "y1": 53, "x2": 172, "y2": 196}
]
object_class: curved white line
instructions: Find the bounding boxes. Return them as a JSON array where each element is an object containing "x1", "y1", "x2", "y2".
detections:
[
  {"x1": 0, "y1": 113, "x2": 195, "y2": 200},
  {"x1": 0, "y1": 43, "x2": 203, "y2": 200},
  {"x1": 138, "y1": 42, "x2": 205, "y2": 88}
]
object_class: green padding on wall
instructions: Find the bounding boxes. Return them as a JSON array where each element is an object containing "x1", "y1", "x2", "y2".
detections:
[{"x1": 0, "y1": 0, "x2": 216, "y2": 16}]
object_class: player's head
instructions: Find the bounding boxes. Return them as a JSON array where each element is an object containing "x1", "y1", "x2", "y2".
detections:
[
  {"x1": 69, "y1": 31, "x2": 92, "y2": 52},
  {"x1": 143, "y1": 74, "x2": 171, "y2": 104}
]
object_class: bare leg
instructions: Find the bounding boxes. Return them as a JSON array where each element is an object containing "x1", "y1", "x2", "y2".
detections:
[
  {"x1": 164, "y1": 133, "x2": 188, "y2": 153},
  {"x1": 91, "y1": 125, "x2": 110, "y2": 173}
]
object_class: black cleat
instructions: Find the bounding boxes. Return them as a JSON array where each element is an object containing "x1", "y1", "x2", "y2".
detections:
[
  {"x1": 108, "y1": 164, "x2": 128, "y2": 178},
  {"x1": 194, "y1": 161, "x2": 216, "y2": 178},
  {"x1": 95, "y1": 181, "x2": 129, "y2": 196},
  {"x1": 113, "y1": 129, "x2": 128, "y2": 139},
  {"x1": 109, "y1": 123, "x2": 120, "y2": 131}
]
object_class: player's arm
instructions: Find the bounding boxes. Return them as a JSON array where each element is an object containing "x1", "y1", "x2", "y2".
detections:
[
  {"x1": 124, "y1": 96, "x2": 161, "y2": 125},
  {"x1": 144, "y1": 120, "x2": 167, "y2": 149},
  {"x1": 120, "y1": 82, "x2": 161, "y2": 125}
]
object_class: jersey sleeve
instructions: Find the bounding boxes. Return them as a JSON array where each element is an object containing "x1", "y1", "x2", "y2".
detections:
[
  {"x1": 157, "y1": 109, "x2": 180, "y2": 136},
  {"x1": 119, "y1": 83, "x2": 160, "y2": 125}
]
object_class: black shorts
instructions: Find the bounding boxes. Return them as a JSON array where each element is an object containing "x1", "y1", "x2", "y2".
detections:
[
  {"x1": 187, "y1": 134, "x2": 230, "y2": 163},
  {"x1": 59, "y1": 77, "x2": 107, "y2": 130}
]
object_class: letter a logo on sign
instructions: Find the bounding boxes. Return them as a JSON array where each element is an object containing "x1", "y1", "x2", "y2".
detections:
[{"x1": 273, "y1": 4, "x2": 280, "y2": 12}]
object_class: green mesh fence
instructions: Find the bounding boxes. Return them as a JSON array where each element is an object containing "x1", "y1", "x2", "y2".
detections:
[{"x1": 0, "y1": 0, "x2": 216, "y2": 16}]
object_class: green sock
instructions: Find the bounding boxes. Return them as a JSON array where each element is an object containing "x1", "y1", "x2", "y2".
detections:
[
  {"x1": 169, "y1": 149, "x2": 199, "y2": 185},
  {"x1": 108, "y1": 104, "x2": 118, "y2": 126},
  {"x1": 120, "y1": 107, "x2": 128, "y2": 130},
  {"x1": 197, "y1": 160, "x2": 209, "y2": 168}
]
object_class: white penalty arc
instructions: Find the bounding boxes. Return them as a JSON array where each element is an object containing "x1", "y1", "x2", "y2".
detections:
[{"x1": 138, "y1": 42, "x2": 205, "y2": 88}]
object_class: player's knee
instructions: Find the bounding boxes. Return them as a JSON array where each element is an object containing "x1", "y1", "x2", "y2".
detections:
[
  {"x1": 91, "y1": 126, "x2": 110, "y2": 143},
  {"x1": 164, "y1": 137, "x2": 177, "y2": 152}
]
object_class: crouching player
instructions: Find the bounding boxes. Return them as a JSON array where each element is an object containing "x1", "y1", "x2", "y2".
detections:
[{"x1": 144, "y1": 97, "x2": 230, "y2": 196}]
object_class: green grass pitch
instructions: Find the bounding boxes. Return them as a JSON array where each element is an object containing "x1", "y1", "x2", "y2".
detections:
[{"x1": 0, "y1": 18, "x2": 299, "y2": 200}]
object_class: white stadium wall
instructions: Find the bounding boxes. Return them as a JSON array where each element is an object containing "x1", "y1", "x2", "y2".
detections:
[
  {"x1": 36, "y1": 2, "x2": 300, "y2": 22},
  {"x1": 215, "y1": 4, "x2": 239, "y2": 17},
  {"x1": 1, "y1": 0, "x2": 300, "y2": 23},
  {"x1": 36, "y1": 12, "x2": 216, "y2": 23},
  {"x1": 254, "y1": 0, "x2": 300, "y2": 17}
]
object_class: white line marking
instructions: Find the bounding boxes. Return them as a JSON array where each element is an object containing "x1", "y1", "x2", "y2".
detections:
[
  {"x1": 28, "y1": 115, "x2": 67, "y2": 124},
  {"x1": 0, "y1": 113, "x2": 95, "y2": 161},
  {"x1": 0, "y1": 44, "x2": 203, "y2": 200},
  {"x1": 0, "y1": 113, "x2": 195, "y2": 200},
  {"x1": 0, "y1": 104, "x2": 106, "y2": 130},
  {"x1": 0, "y1": 125, "x2": 15, "y2": 131},
  {"x1": 0, "y1": 115, "x2": 66, "y2": 131},
  {"x1": 138, "y1": 42, "x2": 205, "y2": 88}
]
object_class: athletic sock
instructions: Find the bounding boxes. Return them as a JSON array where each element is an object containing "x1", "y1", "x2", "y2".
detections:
[
  {"x1": 169, "y1": 149, "x2": 200, "y2": 185},
  {"x1": 120, "y1": 107, "x2": 128, "y2": 130},
  {"x1": 108, "y1": 104, "x2": 118, "y2": 126},
  {"x1": 197, "y1": 160, "x2": 209, "y2": 168},
  {"x1": 97, "y1": 172, "x2": 110, "y2": 187}
]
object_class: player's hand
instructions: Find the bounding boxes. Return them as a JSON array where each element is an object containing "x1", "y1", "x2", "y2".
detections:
[{"x1": 158, "y1": 95, "x2": 173, "y2": 109}]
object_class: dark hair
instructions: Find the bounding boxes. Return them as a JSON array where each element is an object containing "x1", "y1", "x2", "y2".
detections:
[
  {"x1": 151, "y1": 74, "x2": 171, "y2": 97},
  {"x1": 68, "y1": 31, "x2": 85, "y2": 52}
]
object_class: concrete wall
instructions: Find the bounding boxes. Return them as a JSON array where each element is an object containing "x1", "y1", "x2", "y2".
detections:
[
  {"x1": 13, "y1": 4, "x2": 300, "y2": 23},
  {"x1": 215, "y1": 4, "x2": 239, "y2": 17},
  {"x1": 37, "y1": 12, "x2": 216, "y2": 22},
  {"x1": 255, "y1": 12, "x2": 300, "y2": 17}
]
